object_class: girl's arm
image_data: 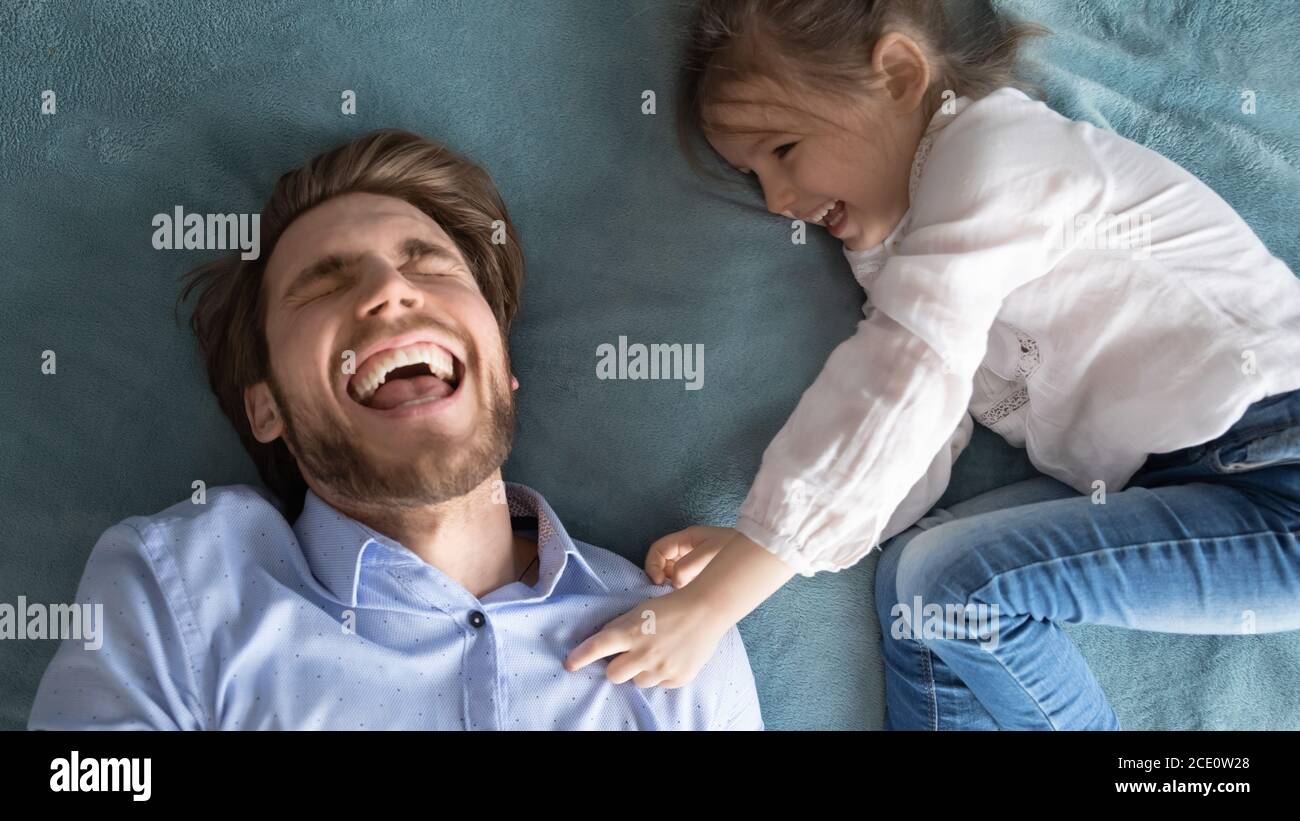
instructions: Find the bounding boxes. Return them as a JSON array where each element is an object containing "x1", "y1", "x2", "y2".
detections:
[
  {"x1": 734, "y1": 94, "x2": 1109, "y2": 577},
  {"x1": 646, "y1": 412, "x2": 974, "y2": 592},
  {"x1": 563, "y1": 532, "x2": 793, "y2": 691},
  {"x1": 679, "y1": 530, "x2": 799, "y2": 626},
  {"x1": 567, "y1": 91, "x2": 1109, "y2": 687}
]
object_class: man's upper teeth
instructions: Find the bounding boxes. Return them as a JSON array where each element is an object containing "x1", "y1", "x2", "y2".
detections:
[{"x1": 352, "y1": 343, "x2": 453, "y2": 402}]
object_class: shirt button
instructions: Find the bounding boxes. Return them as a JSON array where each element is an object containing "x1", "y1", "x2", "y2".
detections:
[{"x1": 468, "y1": 610, "x2": 486, "y2": 629}]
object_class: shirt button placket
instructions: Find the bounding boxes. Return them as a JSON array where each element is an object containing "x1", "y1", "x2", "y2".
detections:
[{"x1": 464, "y1": 609, "x2": 498, "y2": 730}]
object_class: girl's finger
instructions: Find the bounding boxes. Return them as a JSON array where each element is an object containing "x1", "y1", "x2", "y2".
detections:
[
  {"x1": 605, "y1": 651, "x2": 647, "y2": 685},
  {"x1": 564, "y1": 628, "x2": 633, "y2": 673},
  {"x1": 632, "y1": 670, "x2": 665, "y2": 689},
  {"x1": 669, "y1": 540, "x2": 723, "y2": 588},
  {"x1": 644, "y1": 528, "x2": 701, "y2": 578},
  {"x1": 649, "y1": 558, "x2": 674, "y2": 586},
  {"x1": 645, "y1": 546, "x2": 671, "y2": 583}
]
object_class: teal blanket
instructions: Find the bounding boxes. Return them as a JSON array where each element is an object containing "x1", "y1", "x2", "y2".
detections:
[{"x1": 2, "y1": 0, "x2": 1297, "y2": 729}]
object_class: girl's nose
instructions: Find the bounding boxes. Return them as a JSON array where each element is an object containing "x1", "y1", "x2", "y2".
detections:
[
  {"x1": 766, "y1": 190, "x2": 797, "y2": 219},
  {"x1": 756, "y1": 168, "x2": 797, "y2": 218}
]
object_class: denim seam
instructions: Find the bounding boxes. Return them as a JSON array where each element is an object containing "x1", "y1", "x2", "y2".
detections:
[
  {"x1": 920, "y1": 642, "x2": 938, "y2": 730},
  {"x1": 929, "y1": 604, "x2": 1061, "y2": 729},
  {"x1": 966, "y1": 527, "x2": 1300, "y2": 609}
]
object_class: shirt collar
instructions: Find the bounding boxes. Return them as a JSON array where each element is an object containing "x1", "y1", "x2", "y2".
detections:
[
  {"x1": 293, "y1": 482, "x2": 608, "y2": 607},
  {"x1": 925, "y1": 92, "x2": 972, "y2": 137}
]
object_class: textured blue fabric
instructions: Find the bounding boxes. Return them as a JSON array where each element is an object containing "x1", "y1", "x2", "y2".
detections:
[
  {"x1": 3, "y1": 0, "x2": 1299, "y2": 729},
  {"x1": 27, "y1": 483, "x2": 763, "y2": 729}
]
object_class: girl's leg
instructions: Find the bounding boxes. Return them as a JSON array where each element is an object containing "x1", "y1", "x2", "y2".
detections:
[
  {"x1": 877, "y1": 526, "x2": 999, "y2": 729},
  {"x1": 894, "y1": 461, "x2": 1300, "y2": 729},
  {"x1": 875, "y1": 475, "x2": 1083, "y2": 730}
]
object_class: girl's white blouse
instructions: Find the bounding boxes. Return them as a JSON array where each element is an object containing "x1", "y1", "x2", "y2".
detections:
[{"x1": 735, "y1": 87, "x2": 1300, "y2": 577}]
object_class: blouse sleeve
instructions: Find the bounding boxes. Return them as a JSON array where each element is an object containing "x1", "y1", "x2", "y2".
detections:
[
  {"x1": 877, "y1": 410, "x2": 974, "y2": 546},
  {"x1": 734, "y1": 91, "x2": 1109, "y2": 575}
]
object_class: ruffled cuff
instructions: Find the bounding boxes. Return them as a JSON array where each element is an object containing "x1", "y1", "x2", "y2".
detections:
[{"x1": 733, "y1": 514, "x2": 820, "y2": 578}]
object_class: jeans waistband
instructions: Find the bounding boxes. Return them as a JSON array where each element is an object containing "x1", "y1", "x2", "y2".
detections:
[
  {"x1": 1216, "y1": 387, "x2": 1300, "y2": 446},
  {"x1": 1135, "y1": 387, "x2": 1300, "y2": 478}
]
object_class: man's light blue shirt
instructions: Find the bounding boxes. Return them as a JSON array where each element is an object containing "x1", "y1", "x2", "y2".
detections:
[{"x1": 28, "y1": 483, "x2": 763, "y2": 730}]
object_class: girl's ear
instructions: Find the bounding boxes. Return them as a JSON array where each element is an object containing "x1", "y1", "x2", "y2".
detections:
[
  {"x1": 511, "y1": 373, "x2": 519, "y2": 391},
  {"x1": 871, "y1": 31, "x2": 931, "y2": 113}
]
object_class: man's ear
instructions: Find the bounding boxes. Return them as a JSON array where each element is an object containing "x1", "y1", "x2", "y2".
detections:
[{"x1": 244, "y1": 381, "x2": 284, "y2": 443}]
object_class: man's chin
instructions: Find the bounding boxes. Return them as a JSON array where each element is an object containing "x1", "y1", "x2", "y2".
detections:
[
  {"x1": 310, "y1": 437, "x2": 508, "y2": 510},
  {"x1": 350, "y1": 408, "x2": 480, "y2": 450},
  {"x1": 274, "y1": 366, "x2": 516, "y2": 512},
  {"x1": 303, "y1": 402, "x2": 514, "y2": 510},
  {"x1": 364, "y1": 458, "x2": 498, "y2": 509}
]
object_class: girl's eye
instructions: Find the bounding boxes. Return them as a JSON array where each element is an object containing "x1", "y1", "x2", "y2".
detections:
[{"x1": 773, "y1": 142, "x2": 798, "y2": 158}]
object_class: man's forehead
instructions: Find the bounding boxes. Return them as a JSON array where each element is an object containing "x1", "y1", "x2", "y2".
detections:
[
  {"x1": 282, "y1": 192, "x2": 453, "y2": 250},
  {"x1": 266, "y1": 193, "x2": 462, "y2": 284}
]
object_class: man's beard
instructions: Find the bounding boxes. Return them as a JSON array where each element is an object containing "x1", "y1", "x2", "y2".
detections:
[{"x1": 268, "y1": 354, "x2": 515, "y2": 510}]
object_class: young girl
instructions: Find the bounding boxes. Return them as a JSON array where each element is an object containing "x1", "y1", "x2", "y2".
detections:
[{"x1": 565, "y1": 0, "x2": 1300, "y2": 729}]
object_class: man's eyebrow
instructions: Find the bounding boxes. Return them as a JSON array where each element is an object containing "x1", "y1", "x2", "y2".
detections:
[
  {"x1": 283, "y1": 237, "x2": 462, "y2": 300},
  {"x1": 397, "y1": 237, "x2": 462, "y2": 267}
]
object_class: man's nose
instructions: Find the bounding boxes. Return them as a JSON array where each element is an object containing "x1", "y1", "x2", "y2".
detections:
[{"x1": 354, "y1": 257, "x2": 424, "y2": 319}]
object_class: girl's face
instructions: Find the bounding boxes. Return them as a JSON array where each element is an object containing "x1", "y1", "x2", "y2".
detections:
[{"x1": 703, "y1": 74, "x2": 928, "y2": 252}]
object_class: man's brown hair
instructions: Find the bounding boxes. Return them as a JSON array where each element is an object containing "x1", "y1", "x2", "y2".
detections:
[{"x1": 177, "y1": 129, "x2": 525, "y2": 518}]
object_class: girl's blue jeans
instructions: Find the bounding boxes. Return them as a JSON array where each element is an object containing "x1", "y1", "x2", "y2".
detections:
[{"x1": 874, "y1": 387, "x2": 1300, "y2": 730}]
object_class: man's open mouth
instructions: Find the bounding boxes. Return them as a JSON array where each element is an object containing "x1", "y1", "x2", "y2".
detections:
[{"x1": 346, "y1": 342, "x2": 464, "y2": 411}]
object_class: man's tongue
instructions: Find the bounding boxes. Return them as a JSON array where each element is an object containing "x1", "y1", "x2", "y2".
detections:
[{"x1": 368, "y1": 375, "x2": 453, "y2": 411}]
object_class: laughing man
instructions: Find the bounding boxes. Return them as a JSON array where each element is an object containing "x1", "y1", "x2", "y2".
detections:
[{"x1": 29, "y1": 130, "x2": 763, "y2": 730}]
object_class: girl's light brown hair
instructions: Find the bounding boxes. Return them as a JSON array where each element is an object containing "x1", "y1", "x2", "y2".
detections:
[
  {"x1": 176, "y1": 128, "x2": 525, "y2": 518},
  {"x1": 676, "y1": 0, "x2": 1048, "y2": 181}
]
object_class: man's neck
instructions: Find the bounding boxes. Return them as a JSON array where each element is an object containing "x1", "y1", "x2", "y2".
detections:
[{"x1": 314, "y1": 472, "x2": 537, "y2": 599}]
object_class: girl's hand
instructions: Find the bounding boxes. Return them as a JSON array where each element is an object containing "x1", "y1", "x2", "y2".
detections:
[
  {"x1": 565, "y1": 531, "x2": 797, "y2": 689},
  {"x1": 563, "y1": 585, "x2": 732, "y2": 689},
  {"x1": 644, "y1": 525, "x2": 735, "y2": 588}
]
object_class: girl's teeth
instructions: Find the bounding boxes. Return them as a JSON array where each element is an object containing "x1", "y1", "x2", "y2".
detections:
[
  {"x1": 786, "y1": 201, "x2": 842, "y2": 225},
  {"x1": 825, "y1": 201, "x2": 845, "y2": 228}
]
